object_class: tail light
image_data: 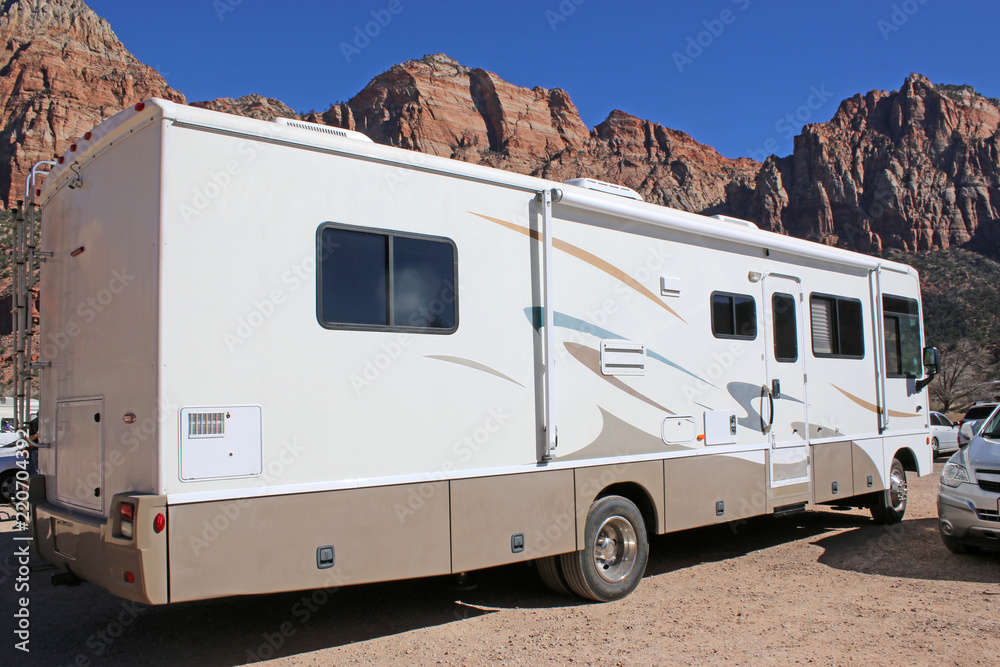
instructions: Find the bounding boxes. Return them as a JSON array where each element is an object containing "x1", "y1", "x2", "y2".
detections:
[{"x1": 120, "y1": 501, "x2": 135, "y2": 539}]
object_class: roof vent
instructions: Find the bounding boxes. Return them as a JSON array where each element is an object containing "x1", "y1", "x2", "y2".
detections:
[
  {"x1": 564, "y1": 178, "x2": 643, "y2": 201},
  {"x1": 272, "y1": 117, "x2": 374, "y2": 143},
  {"x1": 712, "y1": 214, "x2": 759, "y2": 229}
]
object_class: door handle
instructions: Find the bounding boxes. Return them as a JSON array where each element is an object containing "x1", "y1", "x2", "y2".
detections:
[
  {"x1": 771, "y1": 379, "x2": 781, "y2": 399},
  {"x1": 761, "y1": 384, "x2": 774, "y2": 435}
]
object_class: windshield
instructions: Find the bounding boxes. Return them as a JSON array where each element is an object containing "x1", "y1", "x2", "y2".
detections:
[
  {"x1": 980, "y1": 410, "x2": 1000, "y2": 440},
  {"x1": 963, "y1": 405, "x2": 996, "y2": 421}
]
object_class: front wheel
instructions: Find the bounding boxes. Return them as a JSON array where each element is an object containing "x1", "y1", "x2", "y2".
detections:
[
  {"x1": 870, "y1": 458, "x2": 907, "y2": 524},
  {"x1": 559, "y1": 495, "x2": 648, "y2": 602}
]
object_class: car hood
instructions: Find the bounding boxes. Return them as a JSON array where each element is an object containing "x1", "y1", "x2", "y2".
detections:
[{"x1": 963, "y1": 437, "x2": 1000, "y2": 469}]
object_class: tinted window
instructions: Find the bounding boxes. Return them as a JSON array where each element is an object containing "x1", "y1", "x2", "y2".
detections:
[
  {"x1": 392, "y1": 236, "x2": 457, "y2": 329},
  {"x1": 963, "y1": 405, "x2": 996, "y2": 420},
  {"x1": 811, "y1": 295, "x2": 864, "y2": 359},
  {"x1": 318, "y1": 225, "x2": 457, "y2": 333},
  {"x1": 772, "y1": 293, "x2": 797, "y2": 362},
  {"x1": 711, "y1": 292, "x2": 756, "y2": 340},
  {"x1": 882, "y1": 295, "x2": 921, "y2": 378},
  {"x1": 319, "y1": 228, "x2": 388, "y2": 326}
]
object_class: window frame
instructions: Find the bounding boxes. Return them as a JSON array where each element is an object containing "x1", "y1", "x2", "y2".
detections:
[
  {"x1": 315, "y1": 222, "x2": 459, "y2": 334},
  {"x1": 710, "y1": 291, "x2": 757, "y2": 341},
  {"x1": 810, "y1": 293, "x2": 865, "y2": 360}
]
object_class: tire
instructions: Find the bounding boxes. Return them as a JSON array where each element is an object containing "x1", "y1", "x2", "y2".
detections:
[
  {"x1": 559, "y1": 495, "x2": 648, "y2": 602},
  {"x1": 536, "y1": 556, "x2": 573, "y2": 596},
  {"x1": 870, "y1": 458, "x2": 907, "y2": 524},
  {"x1": 931, "y1": 437, "x2": 939, "y2": 457},
  {"x1": 0, "y1": 471, "x2": 17, "y2": 504},
  {"x1": 940, "y1": 533, "x2": 978, "y2": 554}
]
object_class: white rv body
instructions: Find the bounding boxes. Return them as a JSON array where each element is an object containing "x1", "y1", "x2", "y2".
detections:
[{"x1": 26, "y1": 100, "x2": 933, "y2": 604}]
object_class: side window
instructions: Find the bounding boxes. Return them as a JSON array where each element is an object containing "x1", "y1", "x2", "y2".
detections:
[
  {"x1": 810, "y1": 294, "x2": 864, "y2": 358},
  {"x1": 317, "y1": 224, "x2": 457, "y2": 333},
  {"x1": 711, "y1": 292, "x2": 756, "y2": 340},
  {"x1": 772, "y1": 293, "x2": 797, "y2": 362},
  {"x1": 882, "y1": 295, "x2": 921, "y2": 378}
]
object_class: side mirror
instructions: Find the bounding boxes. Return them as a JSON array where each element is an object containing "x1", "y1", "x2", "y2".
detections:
[
  {"x1": 960, "y1": 421, "x2": 976, "y2": 441},
  {"x1": 915, "y1": 346, "x2": 940, "y2": 392},
  {"x1": 923, "y1": 347, "x2": 940, "y2": 376}
]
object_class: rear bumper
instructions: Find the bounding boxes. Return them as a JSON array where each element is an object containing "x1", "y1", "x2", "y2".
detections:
[{"x1": 29, "y1": 475, "x2": 169, "y2": 604}]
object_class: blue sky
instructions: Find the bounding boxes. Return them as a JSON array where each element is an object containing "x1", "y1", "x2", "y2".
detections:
[{"x1": 86, "y1": 0, "x2": 1000, "y2": 160}]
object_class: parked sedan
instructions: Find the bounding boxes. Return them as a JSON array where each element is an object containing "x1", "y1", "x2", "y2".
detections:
[
  {"x1": 938, "y1": 408, "x2": 1000, "y2": 553},
  {"x1": 929, "y1": 411, "x2": 960, "y2": 457}
]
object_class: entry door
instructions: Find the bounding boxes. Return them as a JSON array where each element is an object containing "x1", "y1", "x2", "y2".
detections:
[{"x1": 761, "y1": 276, "x2": 810, "y2": 489}]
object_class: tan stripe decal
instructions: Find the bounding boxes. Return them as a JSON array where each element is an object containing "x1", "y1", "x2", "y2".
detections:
[
  {"x1": 831, "y1": 384, "x2": 921, "y2": 418},
  {"x1": 424, "y1": 355, "x2": 525, "y2": 387},
  {"x1": 470, "y1": 212, "x2": 686, "y2": 324},
  {"x1": 565, "y1": 342, "x2": 675, "y2": 415}
]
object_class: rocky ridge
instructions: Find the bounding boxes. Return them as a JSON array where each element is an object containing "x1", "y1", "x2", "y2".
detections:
[{"x1": 0, "y1": 0, "x2": 184, "y2": 206}]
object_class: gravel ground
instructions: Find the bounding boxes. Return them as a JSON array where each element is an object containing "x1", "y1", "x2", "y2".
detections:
[{"x1": 2, "y1": 459, "x2": 998, "y2": 666}]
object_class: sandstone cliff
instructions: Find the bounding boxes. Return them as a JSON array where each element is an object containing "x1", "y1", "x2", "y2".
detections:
[
  {"x1": 751, "y1": 75, "x2": 1000, "y2": 256},
  {"x1": 0, "y1": 0, "x2": 185, "y2": 206},
  {"x1": 304, "y1": 54, "x2": 760, "y2": 218}
]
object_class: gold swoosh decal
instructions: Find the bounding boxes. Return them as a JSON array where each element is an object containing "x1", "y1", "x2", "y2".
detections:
[
  {"x1": 831, "y1": 384, "x2": 920, "y2": 418},
  {"x1": 424, "y1": 355, "x2": 524, "y2": 387},
  {"x1": 565, "y1": 342, "x2": 674, "y2": 415},
  {"x1": 470, "y1": 212, "x2": 686, "y2": 324}
]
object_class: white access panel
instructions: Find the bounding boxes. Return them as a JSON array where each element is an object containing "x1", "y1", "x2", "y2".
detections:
[
  {"x1": 179, "y1": 406, "x2": 262, "y2": 481},
  {"x1": 704, "y1": 410, "x2": 738, "y2": 446}
]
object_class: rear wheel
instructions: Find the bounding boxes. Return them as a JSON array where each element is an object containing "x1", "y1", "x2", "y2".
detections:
[
  {"x1": 931, "y1": 437, "x2": 939, "y2": 457},
  {"x1": 559, "y1": 495, "x2": 648, "y2": 602},
  {"x1": 870, "y1": 458, "x2": 907, "y2": 524},
  {"x1": 536, "y1": 556, "x2": 573, "y2": 596}
]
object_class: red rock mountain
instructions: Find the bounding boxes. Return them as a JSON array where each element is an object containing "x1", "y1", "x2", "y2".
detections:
[
  {"x1": 0, "y1": 0, "x2": 184, "y2": 206},
  {"x1": 303, "y1": 54, "x2": 760, "y2": 217},
  {"x1": 750, "y1": 75, "x2": 1000, "y2": 256}
]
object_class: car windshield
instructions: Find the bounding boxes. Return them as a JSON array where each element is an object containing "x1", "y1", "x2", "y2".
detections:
[
  {"x1": 963, "y1": 405, "x2": 997, "y2": 421},
  {"x1": 980, "y1": 410, "x2": 1000, "y2": 440}
]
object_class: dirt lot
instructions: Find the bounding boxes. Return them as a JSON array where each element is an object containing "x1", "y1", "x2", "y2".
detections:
[{"x1": 2, "y1": 460, "x2": 998, "y2": 667}]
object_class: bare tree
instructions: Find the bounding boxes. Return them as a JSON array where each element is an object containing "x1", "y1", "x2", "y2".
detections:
[{"x1": 930, "y1": 339, "x2": 995, "y2": 412}]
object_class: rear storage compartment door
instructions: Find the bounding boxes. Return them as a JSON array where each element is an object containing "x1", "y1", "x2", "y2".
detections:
[{"x1": 55, "y1": 397, "x2": 105, "y2": 513}]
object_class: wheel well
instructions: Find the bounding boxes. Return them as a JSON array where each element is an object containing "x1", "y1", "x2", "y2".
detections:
[
  {"x1": 892, "y1": 448, "x2": 918, "y2": 473},
  {"x1": 597, "y1": 482, "x2": 658, "y2": 535}
]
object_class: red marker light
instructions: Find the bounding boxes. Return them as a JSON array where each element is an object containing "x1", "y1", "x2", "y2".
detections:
[
  {"x1": 35, "y1": 189, "x2": 40, "y2": 197},
  {"x1": 57, "y1": 156, "x2": 64, "y2": 164},
  {"x1": 123, "y1": 413, "x2": 136, "y2": 424},
  {"x1": 124, "y1": 571, "x2": 135, "y2": 584},
  {"x1": 154, "y1": 513, "x2": 166, "y2": 534},
  {"x1": 134, "y1": 102, "x2": 145, "y2": 112},
  {"x1": 83, "y1": 132, "x2": 92, "y2": 140},
  {"x1": 70, "y1": 144, "x2": 77, "y2": 152}
]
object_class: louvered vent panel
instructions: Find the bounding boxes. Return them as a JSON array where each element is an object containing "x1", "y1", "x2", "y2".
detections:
[{"x1": 188, "y1": 412, "x2": 225, "y2": 438}]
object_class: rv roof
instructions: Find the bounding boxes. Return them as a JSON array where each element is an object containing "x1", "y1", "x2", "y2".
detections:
[
  {"x1": 272, "y1": 117, "x2": 374, "y2": 143},
  {"x1": 564, "y1": 178, "x2": 643, "y2": 201}
]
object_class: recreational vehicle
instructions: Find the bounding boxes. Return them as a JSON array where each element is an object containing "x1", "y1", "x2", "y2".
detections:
[{"x1": 13, "y1": 99, "x2": 937, "y2": 604}]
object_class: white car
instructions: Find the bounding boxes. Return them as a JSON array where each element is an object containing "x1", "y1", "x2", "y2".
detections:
[
  {"x1": 0, "y1": 443, "x2": 30, "y2": 504},
  {"x1": 929, "y1": 411, "x2": 960, "y2": 457}
]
